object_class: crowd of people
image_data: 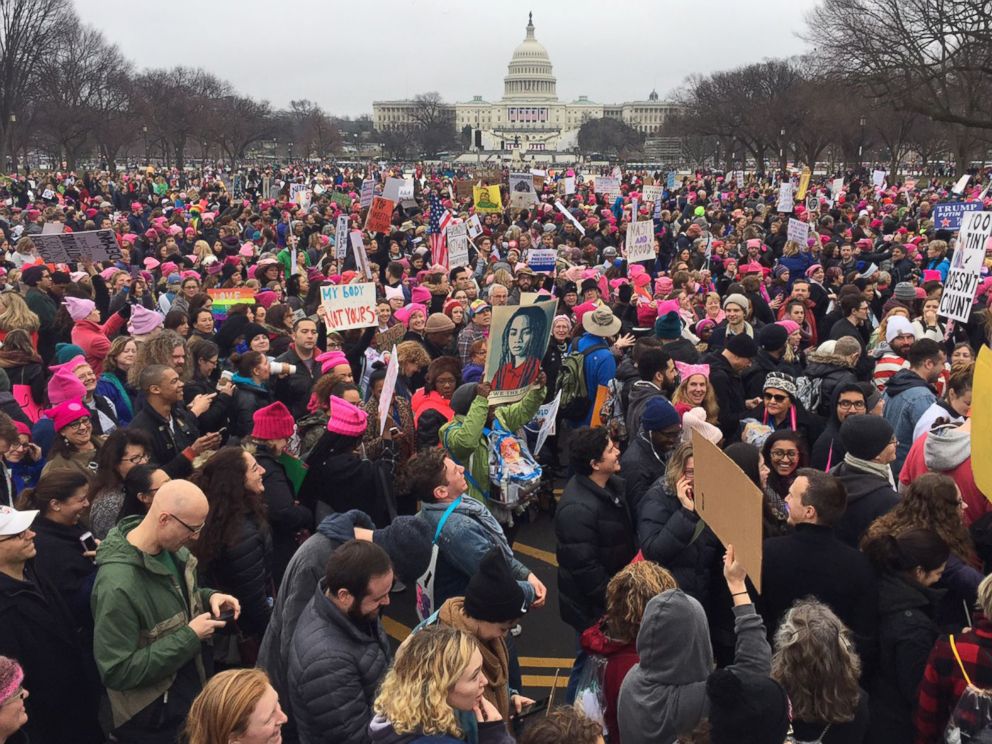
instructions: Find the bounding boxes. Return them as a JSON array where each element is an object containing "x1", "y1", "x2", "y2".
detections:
[{"x1": 0, "y1": 160, "x2": 989, "y2": 744}]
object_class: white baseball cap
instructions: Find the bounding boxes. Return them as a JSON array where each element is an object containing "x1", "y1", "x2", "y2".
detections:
[{"x1": 0, "y1": 505, "x2": 37, "y2": 536}]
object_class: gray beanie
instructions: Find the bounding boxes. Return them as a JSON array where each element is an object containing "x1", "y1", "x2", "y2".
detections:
[
  {"x1": 372, "y1": 516, "x2": 434, "y2": 585},
  {"x1": 723, "y1": 293, "x2": 750, "y2": 312},
  {"x1": 450, "y1": 382, "x2": 479, "y2": 416}
]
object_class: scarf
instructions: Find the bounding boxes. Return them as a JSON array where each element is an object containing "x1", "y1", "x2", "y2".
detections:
[
  {"x1": 844, "y1": 452, "x2": 896, "y2": 488},
  {"x1": 437, "y1": 598, "x2": 511, "y2": 720}
]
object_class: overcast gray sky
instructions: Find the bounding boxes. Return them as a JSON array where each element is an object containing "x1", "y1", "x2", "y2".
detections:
[{"x1": 75, "y1": 0, "x2": 819, "y2": 117}]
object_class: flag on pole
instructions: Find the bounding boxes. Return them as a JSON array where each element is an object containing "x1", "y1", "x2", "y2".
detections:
[{"x1": 428, "y1": 191, "x2": 452, "y2": 267}]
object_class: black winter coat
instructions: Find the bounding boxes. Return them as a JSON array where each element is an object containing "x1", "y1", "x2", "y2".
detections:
[
  {"x1": 867, "y1": 574, "x2": 940, "y2": 742},
  {"x1": 743, "y1": 349, "x2": 799, "y2": 399},
  {"x1": 660, "y1": 337, "x2": 700, "y2": 364},
  {"x1": 203, "y1": 514, "x2": 273, "y2": 637},
  {"x1": 31, "y1": 517, "x2": 98, "y2": 631},
  {"x1": 129, "y1": 403, "x2": 200, "y2": 478},
  {"x1": 273, "y1": 347, "x2": 319, "y2": 419},
  {"x1": 230, "y1": 379, "x2": 274, "y2": 439},
  {"x1": 554, "y1": 474, "x2": 637, "y2": 632},
  {"x1": 0, "y1": 565, "x2": 104, "y2": 744},
  {"x1": 803, "y1": 352, "x2": 858, "y2": 418},
  {"x1": 702, "y1": 351, "x2": 749, "y2": 442},
  {"x1": 636, "y1": 477, "x2": 723, "y2": 609},
  {"x1": 829, "y1": 461, "x2": 900, "y2": 548},
  {"x1": 184, "y1": 374, "x2": 235, "y2": 436},
  {"x1": 288, "y1": 583, "x2": 391, "y2": 744},
  {"x1": 619, "y1": 433, "x2": 666, "y2": 517},
  {"x1": 254, "y1": 446, "x2": 313, "y2": 586}
]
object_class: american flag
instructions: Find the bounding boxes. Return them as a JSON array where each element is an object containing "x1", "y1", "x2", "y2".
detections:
[{"x1": 427, "y1": 191, "x2": 452, "y2": 267}]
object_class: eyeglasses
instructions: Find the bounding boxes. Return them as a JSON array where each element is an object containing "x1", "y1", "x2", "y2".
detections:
[
  {"x1": 770, "y1": 450, "x2": 799, "y2": 460},
  {"x1": 67, "y1": 417, "x2": 92, "y2": 431},
  {"x1": 166, "y1": 513, "x2": 205, "y2": 535},
  {"x1": 0, "y1": 687, "x2": 24, "y2": 707},
  {"x1": 837, "y1": 400, "x2": 866, "y2": 410},
  {"x1": 122, "y1": 452, "x2": 150, "y2": 465},
  {"x1": 763, "y1": 393, "x2": 789, "y2": 403},
  {"x1": 0, "y1": 528, "x2": 31, "y2": 543},
  {"x1": 7, "y1": 441, "x2": 28, "y2": 451}
]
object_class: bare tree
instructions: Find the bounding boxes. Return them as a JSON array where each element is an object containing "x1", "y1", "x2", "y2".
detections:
[
  {"x1": 287, "y1": 99, "x2": 341, "y2": 160},
  {"x1": 209, "y1": 95, "x2": 274, "y2": 169},
  {"x1": 409, "y1": 92, "x2": 456, "y2": 158}
]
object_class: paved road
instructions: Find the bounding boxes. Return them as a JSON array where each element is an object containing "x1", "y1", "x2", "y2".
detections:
[{"x1": 382, "y1": 502, "x2": 576, "y2": 698}]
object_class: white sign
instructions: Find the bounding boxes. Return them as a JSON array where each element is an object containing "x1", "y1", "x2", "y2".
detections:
[
  {"x1": 872, "y1": 169, "x2": 888, "y2": 191},
  {"x1": 939, "y1": 210, "x2": 992, "y2": 322},
  {"x1": 952, "y1": 174, "x2": 972, "y2": 195},
  {"x1": 383, "y1": 177, "x2": 409, "y2": 202},
  {"x1": 447, "y1": 223, "x2": 470, "y2": 269},
  {"x1": 398, "y1": 178, "x2": 415, "y2": 200},
  {"x1": 734, "y1": 170, "x2": 745, "y2": 185},
  {"x1": 378, "y1": 345, "x2": 399, "y2": 435},
  {"x1": 349, "y1": 230, "x2": 372, "y2": 280},
  {"x1": 360, "y1": 179, "x2": 375, "y2": 209},
  {"x1": 564, "y1": 176, "x2": 576, "y2": 195},
  {"x1": 831, "y1": 177, "x2": 845, "y2": 200},
  {"x1": 289, "y1": 182, "x2": 307, "y2": 202},
  {"x1": 334, "y1": 216, "x2": 349, "y2": 260},
  {"x1": 776, "y1": 183, "x2": 794, "y2": 213},
  {"x1": 526, "y1": 248, "x2": 557, "y2": 272},
  {"x1": 642, "y1": 185, "x2": 662, "y2": 204},
  {"x1": 531, "y1": 391, "x2": 561, "y2": 456},
  {"x1": 467, "y1": 214, "x2": 483, "y2": 239},
  {"x1": 787, "y1": 218, "x2": 810, "y2": 245},
  {"x1": 595, "y1": 176, "x2": 621, "y2": 200},
  {"x1": 626, "y1": 219, "x2": 655, "y2": 263},
  {"x1": 509, "y1": 173, "x2": 538, "y2": 208},
  {"x1": 554, "y1": 201, "x2": 586, "y2": 236},
  {"x1": 320, "y1": 282, "x2": 378, "y2": 332},
  {"x1": 33, "y1": 229, "x2": 122, "y2": 264}
]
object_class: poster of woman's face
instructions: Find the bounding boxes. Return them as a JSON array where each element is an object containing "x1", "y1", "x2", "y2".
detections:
[{"x1": 484, "y1": 299, "x2": 556, "y2": 403}]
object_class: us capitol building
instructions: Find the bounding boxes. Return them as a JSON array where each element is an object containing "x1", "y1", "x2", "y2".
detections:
[{"x1": 372, "y1": 13, "x2": 682, "y2": 160}]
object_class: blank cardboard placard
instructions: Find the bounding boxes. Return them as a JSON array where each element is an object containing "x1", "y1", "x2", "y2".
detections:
[
  {"x1": 692, "y1": 430, "x2": 764, "y2": 592},
  {"x1": 972, "y1": 345, "x2": 992, "y2": 500}
]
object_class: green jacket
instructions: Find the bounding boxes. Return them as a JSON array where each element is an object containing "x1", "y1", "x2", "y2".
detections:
[
  {"x1": 277, "y1": 247, "x2": 311, "y2": 279},
  {"x1": 439, "y1": 384, "x2": 545, "y2": 506},
  {"x1": 90, "y1": 515, "x2": 216, "y2": 728},
  {"x1": 25, "y1": 286, "x2": 56, "y2": 329}
]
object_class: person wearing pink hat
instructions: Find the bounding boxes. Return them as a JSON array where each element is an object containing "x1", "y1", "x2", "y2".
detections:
[
  {"x1": 41, "y1": 399, "x2": 101, "y2": 478},
  {"x1": 66, "y1": 297, "x2": 127, "y2": 373},
  {"x1": 127, "y1": 304, "x2": 165, "y2": 340},
  {"x1": 297, "y1": 395, "x2": 397, "y2": 525}
]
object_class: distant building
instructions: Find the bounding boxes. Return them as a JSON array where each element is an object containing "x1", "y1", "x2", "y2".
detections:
[{"x1": 372, "y1": 13, "x2": 681, "y2": 158}]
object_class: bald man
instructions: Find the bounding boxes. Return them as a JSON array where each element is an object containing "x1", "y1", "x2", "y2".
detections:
[{"x1": 91, "y1": 479, "x2": 241, "y2": 744}]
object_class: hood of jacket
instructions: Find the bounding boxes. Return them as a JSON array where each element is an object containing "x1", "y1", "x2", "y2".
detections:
[
  {"x1": 885, "y1": 368, "x2": 932, "y2": 398},
  {"x1": 580, "y1": 620, "x2": 637, "y2": 658},
  {"x1": 830, "y1": 461, "x2": 892, "y2": 503},
  {"x1": 616, "y1": 356, "x2": 639, "y2": 383},
  {"x1": 825, "y1": 381, "x2": 866, "y2": 427},
  {"x1": 924, "y1": 423, "x2": 971, "y2": 472},
  {"x1": 877, "y1": 573, "x2": 939, "y2": 618},
  {"x1": 628, "y1": 380, "x2": 661, "y2": 415},
  {"x1": 804, "y1": 350, "x2": 854, "y2": 376}
]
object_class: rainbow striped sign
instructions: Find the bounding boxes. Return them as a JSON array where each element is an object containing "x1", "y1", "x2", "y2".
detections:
[{"x1": 208, "y1": 288, "x2": 256, "y2": 321}]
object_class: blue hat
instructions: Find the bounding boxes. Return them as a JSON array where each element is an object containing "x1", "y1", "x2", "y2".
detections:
[
  {"x1": 653, "y1": 310, "x2": 682, "y2": 340},
  {"x1": 641, "y1": 397, "x2": 680, "y2": 432},
  {"x1": 167, "y1": 272, "x2": 181, "y2": 284}
]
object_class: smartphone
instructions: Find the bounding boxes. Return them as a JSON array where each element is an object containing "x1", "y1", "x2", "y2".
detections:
[
  {"x1": 216, "y1": 609, "x2": 235, "y2": 623},
  {"x1": 80, "y1": 531, "x2": 97, "y2": 552}
]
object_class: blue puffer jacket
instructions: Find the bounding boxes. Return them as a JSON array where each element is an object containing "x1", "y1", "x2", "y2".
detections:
[{"x1": 882, "y1": 369, "x2": 937, "y2": 478}]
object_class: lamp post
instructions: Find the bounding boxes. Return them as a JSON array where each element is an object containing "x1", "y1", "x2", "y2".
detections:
[
  {"x1": 288, "y1": 141, "x2": 294, "y2": 163},
  {"x1": 142, "y1": 126, "x2": 148, "y2": 165},
  {"x1": 779, "y1": 128, "x2": 786, "y2": 176},
  {"x1": 8, "y1": 114, "x2": 15, "y2": 172},
  {"x1": 858, "y1": 116, "x2": 866, "y2": 173}
]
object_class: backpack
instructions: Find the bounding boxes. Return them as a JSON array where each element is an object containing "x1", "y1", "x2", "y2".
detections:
[
  {"x1": 943, "y1": 634, "x2": 992, "y2": 742},
  {"x1": 599, "y1": 377, "x2": 628, "y2": 446},
  {"x1": 485, "y1": 420, "x2": 542, "y2": 507},
  {"x1": 794, "y1": 375, "x2": 823, "y2": 415},
  {"x1": 557, "y1": 342, "x2": 609, "y2": 420}
]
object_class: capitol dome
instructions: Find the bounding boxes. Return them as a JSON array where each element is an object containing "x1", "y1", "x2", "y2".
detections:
[{"x1": 502, "y1": 12, "x2": 557, "y2": 101}]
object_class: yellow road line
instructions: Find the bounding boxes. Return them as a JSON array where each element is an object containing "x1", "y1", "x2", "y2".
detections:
[
  {"x1": 382, "y1": 616, "x2": 411, "y2": 642},
  {"x1": 518, "y1": 657, "x2": 574, "y2": 668},
  {"x1": 513, "y1": 541, "x2": 558, "y2": 567},
  {"x1": 522, "y1": 674, "x2": 569, "y2": 688}
]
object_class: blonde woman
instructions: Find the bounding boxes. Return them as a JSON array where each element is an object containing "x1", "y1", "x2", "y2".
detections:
[
  {"x1": 771, "y1": 600, "x2": 868, "y2": 743},
  {"x1": 371, "y1": 626, "x2": 512, "y2": 744},
  {"x1": 192, "y1": 239, "x2": 214, "y2": 265},
  {"x1": 185, "y1": 668, "x2": 288, "y2": 744},
  {"x1": 0, "y1": 291, "x2": 40, "y2": 347},
  {"x1": 671, "y1": 363, "x2": 719, "y2": 424}
]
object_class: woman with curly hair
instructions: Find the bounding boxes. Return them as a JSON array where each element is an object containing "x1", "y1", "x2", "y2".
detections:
[
  {"x1": 128, "y1": 330, "x2": 189, "y2": 387},
  {"x1": 370, "y1": 626, "x2": 511, "y2": 744},
  {"x1": 771, "y1": 599, "x2": 869, "y2": 743},
  {"x1": 184, "y1": 668, "x2": 287, "y2": 744},
  {"x1": 580, "y1": 560, "x2": 677, "y2": 744},
  {"x1": 862, "y1": 472, "x2": 982, "y2": 627},
  {"x1": 191, "y1": 446, "x2": 274, "y2": 661}
]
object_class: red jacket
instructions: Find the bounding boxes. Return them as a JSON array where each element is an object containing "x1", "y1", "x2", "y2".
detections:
[
  {"x1": 70, "y1": 314, "x2": 126, "y2": 373},
  {"x1": 579, "y1": 621, "x2": 639, "y2": 744},
  {"x1": 900, "y1": 429, "x2": 990, "y2": 527}
]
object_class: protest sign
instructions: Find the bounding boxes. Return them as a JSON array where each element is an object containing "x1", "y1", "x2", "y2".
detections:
[
  {"x1": 484, "y1": 300, "x2": 556, "y2": 404},
  {"x1": 787, "y1": 218, "x2": 809, "y2": 245},
  {"x1": 447, "y1": 223, "x2": 469, "y2": 269},
  {"x1": 595, "y1": 176, "x2": 621, "y2": 200},
  {"x1": 564, "y1": 176, "x2": 576, "y2": 195},
  {"x1": 525, "y1": 391, "x2": 561, "y2": 456},
  {"x1": 519, "y1": 292, "x2": 539, "y2": 306},
  {"x1": 776, "y1": 182, "x2": 794, "y2": 213},
  {"x1": 378, "y1": 346, "x2": 399, "y2": 435},
  {"x1": 626, "y1": 219, "x2": 655, "y2": 263},
  {"x1": 207, "y1": 288, "x2": 255, "y2": 321},
  {"x1": 289, "y1": 182, "x2": 307, "y2": 203},
  {"x1": 473, "y1": 185, "x2": 503, "y2": 213},
  {"x1": 526, "y1": 248, "x2": 557, "y2": 272},
  {"x1": 335, "y1": 215, "x2": 350, "y2": 260},
  {"x1": 795, "y1": 169, "x2": 811, "y2": 200},
  {"x1": 320, "y1": 282, "x2": 377, "y2": 332},
  {"x1": 693, "y1": 431, "x2": 764, "y2": 592},
  {"x1": 33, "y1": 229, "x2": 122, "y2": 264},
  {"x1": 872, "y1": 169, "x2": 888, "y2": 191},
  {"x1": 328, "y1": 192, "x2": 351, "y2": 210},
  {"x1": 939, "y1": 210, "x2": 992, "y2": 322},
  {"x1": 831, "y1": 177, "x2": 845, "y2": 200},
  {"x1": 734, "y1": 169, "x2": 745, "y2": 185},
  {"x1": 364, "y1": 196, "x2": 395, "y2": 233},
  {"x1": 382, "y1": 177, "x2": 403, "y2": 201},
  {"x1": 509, "y1": 173, "x2": 538, "y2": 208},
  {"x1": 554, "y1": 201, "x2": 586, "y2": 236},
  {"x1": 360, "y1": 179, "x2": 375, "y2": 209},
  {"x1": 530, "y1": 169, "x2": 546, "y2": 190},
  {"x1": 933, "y1": 201, "x2": 982, "y2": 231},
  {"x1": 350, "y1": 230, "x2": 372, "y2": 280},
  {"x1": 972, "y1": 346, "x2": 992, "y2": 498},
  {"x1": 642, "y1": 184, "x2": 662, "y2": 204},
  {"x1": 454, "y1": 179, "x2": 475, "y2": 200},
  {"x1": 467, "y1": 214, "x2": 483, "y2": 239},
  {"x1": 666, "y1": 171, "x2": 677, "y2": 189},
  {"x1": 952, "y1": 174, "x2": 971, "y2": 195}
]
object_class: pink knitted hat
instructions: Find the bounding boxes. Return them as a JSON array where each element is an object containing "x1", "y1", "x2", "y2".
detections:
[
  {"x1": 128, "y1": 305, "x2": 164, "y2": 336},
  {"x1": 47, "y1": 367, "x2": 87, "y2": 405},
  {"x1": 45, "y1": 398, "x2": 89, "y2": 431},
  {"x1": 63, "y1": 296, "x2": 95, "y2": 322},
  {"x1": 252, "y1": 401, "x2": 295, "y2": 440},
  {"x1": 317, "y1": 350, "x2": 349, "y2": 374},
  {"x1": 326, "y1": 395, "x2": 368, "y2": 437}
]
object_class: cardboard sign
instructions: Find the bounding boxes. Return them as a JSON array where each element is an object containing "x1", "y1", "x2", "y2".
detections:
[
  {"x1": 626, "y1": 219, "x2": 655, "y2": 263},
  {"x1": 692, "y1": 431, "x2": 763, "y2": 592},
  {"x1": 364, "y1": 196, "x2": 395, "y2": 234},
  {"x1": 509, "y1": 172, "x2": 538, "y2": 208},
  {"x1": 642, "y1": 184, "x2": 662, "y2": 204},
  {"x1": 473, "y1": 185, "x2": 503, "y2": 213},
  {"x1": 595, "y1": 176, "x2": 621, "y2": 199},
  {"x1": 350, "y1": 230, "x2": 372, "y2": 280},
  {"x1": 33, "y1": 229, "x2": 122, "y2": 263},
  {"x1": 776, "y1": 182, "x2": 794, "y2": 213},
  {"x1": 447, "y1": 222, "x2": 469, "y2": 269},
  {"x1": 564, "y1": 176, "x2": 576, "y2": 195},
  {"x1": 360, "y1": 179, "x2": 375, "y2": 209},
  {"x1": 972, "y1": 345, "x2": 992, "y2": 499},
  {"x1": 787, "y1": 218, "x2": 810, "y2": 245},
  {"x1": 527, "y1": 248, "x2": 557, "y2": 272},
  {"x1": 795, "y1": 169, "x2": 811, "y2": 200},
  {"x1": 454, "y1": 179, "x2": 475, "y2": 200},
  {"x1": 320, "y1": 282, "x2": 377, "y2": 332},
  {"x1": 382, "y1": 177, "x2": 406, "y2": 202},
  {"x1": 378, "y1": 345, "x2": 399, "y2": 435},
  {"x1": 467, "y1": 214, "x2": 483, "y2": 239},
  {"x1": 334, "y1": 215, "x2": 349, "y2": 260},
  {"x1": 933, "y1": 202, "x2": 982, "y2": 231},
  {"x1": 939, "y1": 210, "x2": 992, "y2": 322}
]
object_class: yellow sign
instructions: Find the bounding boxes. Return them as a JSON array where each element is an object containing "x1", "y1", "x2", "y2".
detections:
[
  {"x1": 972, "y1": 345, "x2": 992, "y2": 500},
  {"x1": 796, "y1": 168, "x2": 811, "y2": 201},
  {"x1": 473, "y1": 185, "x2": 503, "y2": 213}
]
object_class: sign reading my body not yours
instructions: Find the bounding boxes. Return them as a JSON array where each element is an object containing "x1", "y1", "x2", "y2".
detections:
[{"x1": 320, "y1": 282, "x2": 377, "y2": 332}]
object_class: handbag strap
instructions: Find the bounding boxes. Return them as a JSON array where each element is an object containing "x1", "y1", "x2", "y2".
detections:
[
  {"x1": 950, "y1": 634, "x2": 977, "y2": 689},
  {"x1": 433, "y1": 497, "x2": 462, "y2": 544}
]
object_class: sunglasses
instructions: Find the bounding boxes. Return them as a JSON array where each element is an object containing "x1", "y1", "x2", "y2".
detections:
[{"x1": 763, "y1": 392, "x2": 788, "y2": 403}]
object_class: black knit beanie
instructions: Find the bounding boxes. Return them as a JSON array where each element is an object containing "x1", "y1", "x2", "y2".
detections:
[
  {"x1": 839, "y1": 414, "x2": 894, "y2": 460},
  {"x1": 463, "y1": 548, "x2": 526, "y2": 623}
]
